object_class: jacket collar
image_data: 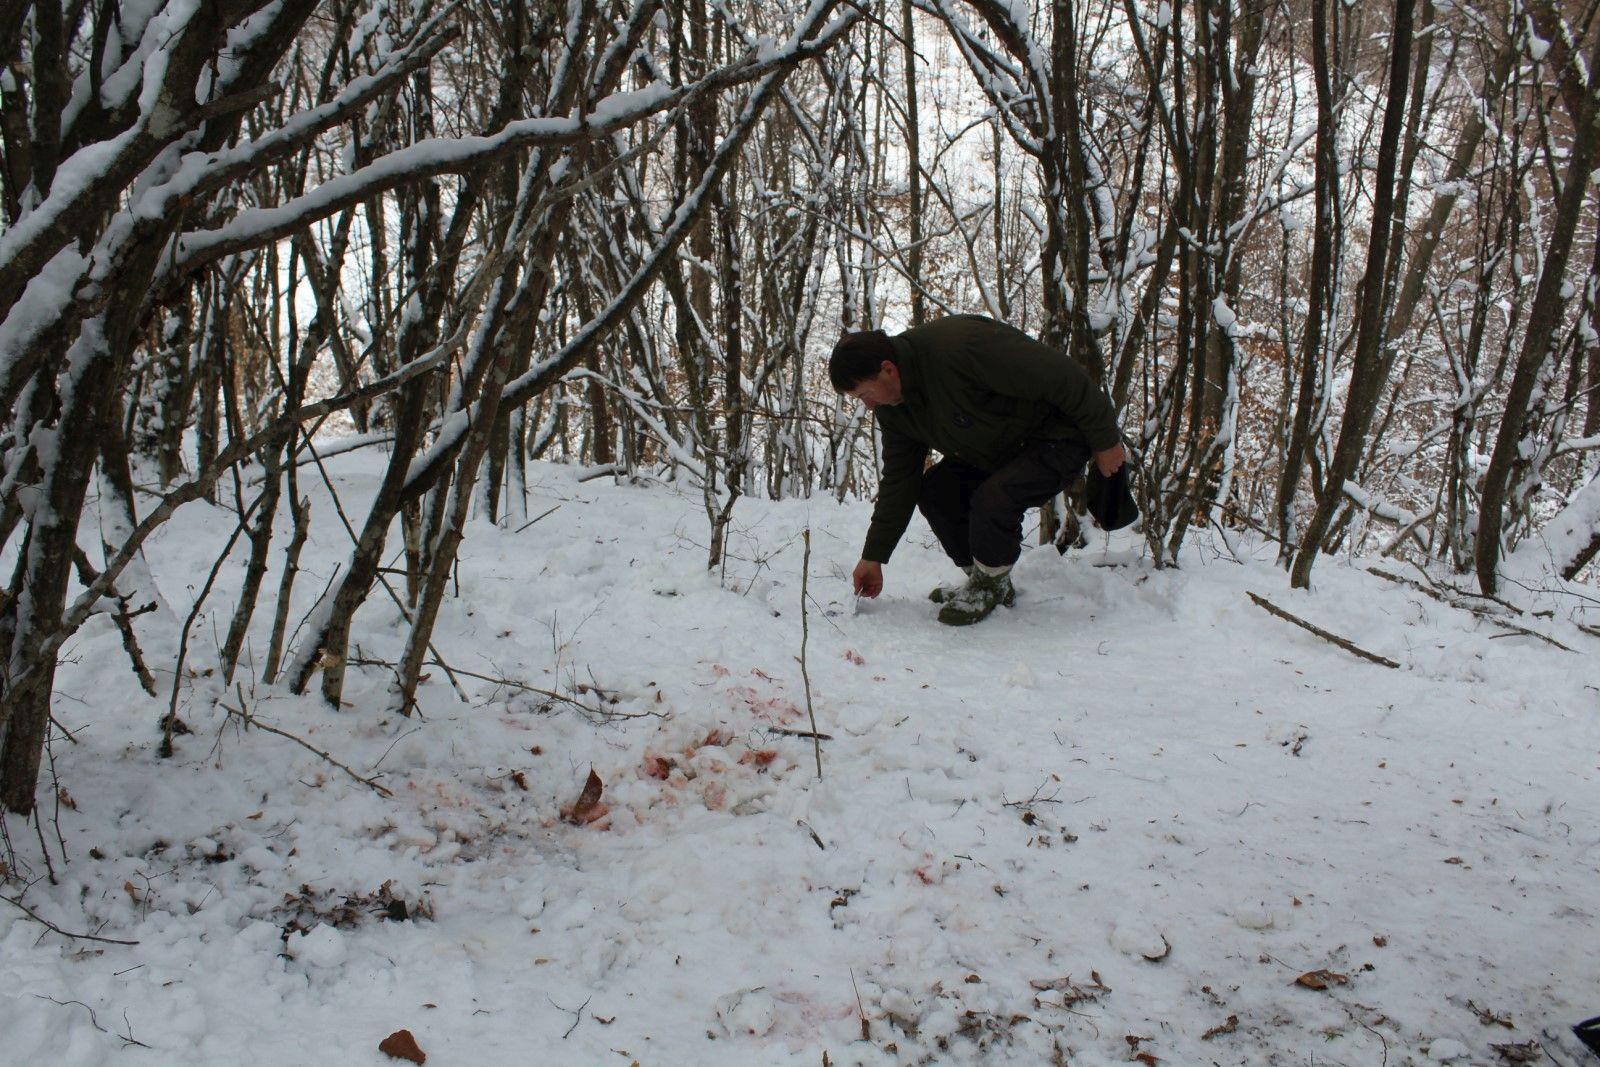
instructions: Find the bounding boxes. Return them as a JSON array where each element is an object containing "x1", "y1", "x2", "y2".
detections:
[{"x1": 888, "y1": 331, "x2": 923, "y2": 400}]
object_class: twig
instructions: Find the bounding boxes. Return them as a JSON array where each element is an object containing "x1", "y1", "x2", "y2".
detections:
[
  {"x1": 769, "y1": 726, "x2": 833, "y2": 741},
  {"x1": 849, "y1": 968, "x2": 869, "y2": 1040},
  {"x1": 370, "y1": 726, "x2": 423, "y2": 773},
  {"x1": 1369, "y1": 567, "x2": 1577, "y2": 652},
  {"x1": 1407, "y1": 562, "x2": 1526, "y2": 616},
  {"x1": 43, "y1": 733, "x2": 68, "y2": 863},
  {"x1": 799, "y1": 530, "x2": 822, "y2": 778},
  {"x1": 1481, "y1": 620, "x2": 1577, "y2": 652},
  {"x1": 111, "y1": 601, "x2": 158, "y2": 697},
  {"x1": 551, "y1": 994, "x2": 592, "y2": 1039},
  {"x1": 1, "y1": 893, "x2": 139, "y2": 945},
  {"x1": 70, "y1": 550, "x2": 158, "y2": 695},
  {"x1": 348, "y1": 657, "x2": 665, "y2": 721},
  {"x1": 513, "y1": 504, "x2": 561, "y2": 533},
  {"x1": 1246, "y1": 592, "x2": 1401, "y2": 669},
  {"x1": 219, "y1": 686, "x2": 392, "y2": 798},
  {"x1": 163, "y1": 494, "x2": 264, "y2": 757},
  {"x1": 1002, "y1": 777, "x2": 1063, "y2": 808},
  {"x1": 32, "y1": 996, "x2": 152, "y2": 1049},
  {"x1": 797, "y1": 819, "x2": 827, "y2": 850},
  {"x1": 32, "y1": 805, "x2": 56, "y2": 885}
]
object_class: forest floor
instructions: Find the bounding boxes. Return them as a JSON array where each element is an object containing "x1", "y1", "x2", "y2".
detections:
[{"x1": 2, "y1": 454, "x2": 1598, "y2": 1066}]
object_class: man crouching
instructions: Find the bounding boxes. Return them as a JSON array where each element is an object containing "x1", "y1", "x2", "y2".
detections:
[{"x1": 831, "y1": 314, "x2": 1127, "y2": 626}]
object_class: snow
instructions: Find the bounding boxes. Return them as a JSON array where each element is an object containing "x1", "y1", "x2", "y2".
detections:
[
  {"x1": 0, "y1": 246, "x2": 87, "y2": 389},
  {"x1": 1506, "y1": 471, "x2": 1600, "y2": 579},
  {"x1": 1212, "y1": 296, "x2": 1239, "y2": 336},
  {"x1": 1, "y1": 453, "x2": 1597, "y2": 1065}
]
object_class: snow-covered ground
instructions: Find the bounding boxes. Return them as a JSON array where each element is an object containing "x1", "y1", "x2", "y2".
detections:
[{"x1": 3, "y1": 454, "x2": 1597, "y2": 1066}]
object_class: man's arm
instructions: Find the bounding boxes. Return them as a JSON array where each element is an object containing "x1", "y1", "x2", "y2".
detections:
[{"x1": 860, "y1": 418, "x2": 928, "y2": 571}]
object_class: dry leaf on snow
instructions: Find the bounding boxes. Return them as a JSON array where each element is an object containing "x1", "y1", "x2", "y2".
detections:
[
  {"x1": 1293, "y1": 969, "x2": 1349, "y2": 990},
  {"x1": 378, "y1": 1029, "x2": 426, "y2": 1064},
  {"x1": 562, "y1": 768, "x2": 608, "y2": 825}
]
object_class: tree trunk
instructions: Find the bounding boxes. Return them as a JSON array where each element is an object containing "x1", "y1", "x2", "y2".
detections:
[
  {"x1": 1290, "y1": 0, "x2": 1416, "y2": 589},
  {"x1": 1473, "y1": 26, "x2": 1600, "y2": 594}
]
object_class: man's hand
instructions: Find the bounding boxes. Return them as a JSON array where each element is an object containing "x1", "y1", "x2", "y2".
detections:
[
  {"x1": 1094, "y1": 441, "x2": 1126, "y2": 477},
  {"x1": 852, "y1": 559, "x2": 883, "y2": 598}
]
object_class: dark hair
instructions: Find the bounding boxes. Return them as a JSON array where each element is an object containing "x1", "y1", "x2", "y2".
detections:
[{"x1": 828, "y1": 330, "x2": 896, "y2": 392}]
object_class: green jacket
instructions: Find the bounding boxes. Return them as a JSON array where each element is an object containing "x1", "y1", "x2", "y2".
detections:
[{"x1": 862, "y1": 315, "x2": 1122, "y2": 563}]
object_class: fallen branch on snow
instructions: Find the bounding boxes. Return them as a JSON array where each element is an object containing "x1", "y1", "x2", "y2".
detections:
[
  {"x1": 1367, "y1": 567, "x2": 1577, "y2": 653},
  {"x1": 768, "y1": 726, "x2": 833, "y2": 741},
  {"x1": 1246, "y1": 592, "x2": 1400, "y2": 669},
  {"x1": 219, "y1": 686, "x2": 392, "y2": 798},
  {"x1": 1, "y1": 892, "x2": 139, "y2": 946},
  {"x1": 347, "y1": 657, "x2": 667, "y2": 721},
  {"x1": 32, "y1": 995, "x2": 152, "y2": 1049}
]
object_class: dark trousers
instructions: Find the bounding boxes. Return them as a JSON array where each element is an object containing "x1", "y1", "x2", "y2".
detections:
[{"x1": 917, "y1": 440, "x2": 1091, "y2": 569}]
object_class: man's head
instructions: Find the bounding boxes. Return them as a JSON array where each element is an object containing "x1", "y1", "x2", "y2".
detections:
[{"x1": 829, "y1": 330, "x2": 903, "y2": 411}]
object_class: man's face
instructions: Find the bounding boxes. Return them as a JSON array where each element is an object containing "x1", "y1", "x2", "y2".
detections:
[{"x1": 845, "y1": 362, "x2": 902, "y2": 412}]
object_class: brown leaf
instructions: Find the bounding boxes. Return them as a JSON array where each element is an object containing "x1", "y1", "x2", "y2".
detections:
[
  {"x1": 378, "y1": 1029, "x2": 426, "y2": 1064},
  {"x1": 1293, "y1": 969, "x2": 1349, "y2": 991},
  {"x1": 562, "y1": 768, "x2": 607, "y2": 825},
  {"x1": 1142, "y1": 935, "x2": 1172, "y2": 963},
  {"x1": 1490, "y1": 1040, "x2": 1543, "y2": 1063},
  {"x1": 1373, "y1": 935, "x2": 1388, "y2": 947},
  {"x1": 1201, "y1": 1015, "x2": 1239, "y2": 1040},
  {"x1": 510, "y1": 771, "x2": 529, "y2": 791},
  {"x1": 1134, "y1": 1054, "x2": 1159, "y2": 1066}
]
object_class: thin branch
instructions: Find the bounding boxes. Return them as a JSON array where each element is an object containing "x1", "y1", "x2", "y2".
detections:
[
  {"x1": 1, "y1": 893, "x2": 139, "y2": 946},
  {"x1": 219, "y1": 686, "x2": 393, "y2": 798},
  {"x1": 1247, "y1": 592, "x2": 1401, "y2": 669},
  {"x1": 799, "y1": 529, "x2": 822, "y2": 778}
]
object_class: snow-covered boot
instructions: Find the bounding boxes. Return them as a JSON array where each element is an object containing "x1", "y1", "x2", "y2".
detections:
[
  {"x1": 928, "y1": 565, "x2": 976, "y2": 603},
  {"x1": 936, "y1": 564, "x2": 1015, "y2": 626}
]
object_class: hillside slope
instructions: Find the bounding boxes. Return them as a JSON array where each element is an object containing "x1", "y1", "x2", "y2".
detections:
[{"x1": 3, "y1": 456, "x2": 1597, "y2": 1065}]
